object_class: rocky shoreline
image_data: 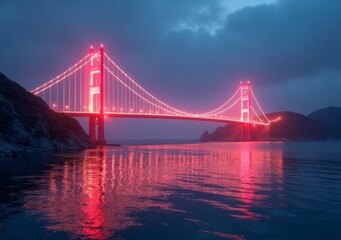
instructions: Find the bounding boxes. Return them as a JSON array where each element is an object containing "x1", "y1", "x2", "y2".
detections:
[
  {"x1": 201, "y1": 108, "x2": 341, "y2": 142},
  {"x1": 0, "y1": 73, "x2": 93, "y2": 156}
]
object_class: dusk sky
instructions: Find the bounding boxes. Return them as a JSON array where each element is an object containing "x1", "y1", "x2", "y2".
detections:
[{"x1": 1, "y1": 0, "x2": 340, "y2": 140}]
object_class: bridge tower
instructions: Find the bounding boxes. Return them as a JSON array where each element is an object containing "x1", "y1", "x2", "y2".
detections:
[
  {"x1": 240, "y1": 81, "x2": 251, "y2": 140},
  {"x1": 240, "y1": 81, "x2": 251, "y2": 122},
  {"x1": 88, "y1": 45, "x2": 106, "y2": 145}
]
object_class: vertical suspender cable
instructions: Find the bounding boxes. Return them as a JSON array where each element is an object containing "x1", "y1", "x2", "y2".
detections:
[
  {"x1": 69, "y1": 74, "x2": 71, "y2": 110},
  {"x1": 49, "y1": 85, "x2": 51, "y2": 108},
  {"x1": 79, "y1": 66, "x2": 81, "y2": 112},
  {"x1": 63, "y1": 74, "x2": 65, "y2": 111},
  {"x1": 56, "y1": 79, "x2": 58, "y2": 109}
]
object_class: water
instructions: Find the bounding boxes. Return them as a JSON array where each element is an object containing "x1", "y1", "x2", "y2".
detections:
[{"x1": 0, "y1": 141, "x2": 340, "y2": 239}]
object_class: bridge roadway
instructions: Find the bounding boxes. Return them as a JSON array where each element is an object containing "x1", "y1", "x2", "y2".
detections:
[{"x1": 63, "y1": 111, "x2": 268, "y2": 126}]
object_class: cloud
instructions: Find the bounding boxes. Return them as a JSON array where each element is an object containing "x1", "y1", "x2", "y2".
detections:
[
  {"x1": 137, "y1": 0, "x2": 341, "y2": 111},
  {"x1": 2, "y1": 0, "x2": 340, "y2": 88},
  {"x1": 220, "y1": 0, "x2": 341, "y2": 84}
]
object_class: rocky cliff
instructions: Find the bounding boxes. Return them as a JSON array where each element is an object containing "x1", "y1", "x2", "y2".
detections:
[
  {"x1": 0, "y1": 73, "x2": 93, "y2": 155},
  {"x1": 201, "y1": 109, "x2": 341, "y2": 142}
]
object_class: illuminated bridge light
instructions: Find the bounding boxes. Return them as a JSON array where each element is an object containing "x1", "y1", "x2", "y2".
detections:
[{"x1": 30, "y1": 44, "x2": 277, "y2": 143}]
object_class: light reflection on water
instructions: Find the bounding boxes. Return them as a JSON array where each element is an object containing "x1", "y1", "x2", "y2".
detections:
[
  {"x1": 22, "y1": 142, "x2": 284, "y2": 239},
  {"x1": 1, "y1": 141, "x2": 340, "y2": 239}
]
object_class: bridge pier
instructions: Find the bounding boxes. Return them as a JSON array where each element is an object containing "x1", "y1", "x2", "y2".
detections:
[
  {"x1": 89, "y1": 116, "x2": 96, "y2": 142},
  {"x1": 88, "y1": 115, "x2": 107, "y2": 145},
  {"x1": 97, "y1": 114, "x2": 105, "y2": 144},
  {"x1": 241, "y1": 123, "x2": 251, "y2": 141}
]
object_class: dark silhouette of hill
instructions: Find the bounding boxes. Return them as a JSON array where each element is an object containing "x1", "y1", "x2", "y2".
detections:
[
  {"x1": 308, "y1": 106, "x2": 341, "y2": 138},
  {"x1": 0, "y1": 72, "x2": 93, "y2": 155},
  {"x1": 201, "y1": 109, "x2": 340, "y2": 142}
]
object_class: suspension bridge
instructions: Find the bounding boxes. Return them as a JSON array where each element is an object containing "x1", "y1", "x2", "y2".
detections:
[{"x1": 31, "y1": 45, "x2": 278, "y2": 144}]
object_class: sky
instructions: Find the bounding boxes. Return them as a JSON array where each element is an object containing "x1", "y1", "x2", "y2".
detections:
[{"x1": 1, "y1": 0, "x2": 340, "y2": 140}]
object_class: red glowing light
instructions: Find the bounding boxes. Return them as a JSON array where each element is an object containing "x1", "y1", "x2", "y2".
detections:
[
  {"x1": 270, "y1": 116, "x2": 282, "y2": 123},
  {"x1": 31, "y1": 45, "x2": 276, "y2": 133}
]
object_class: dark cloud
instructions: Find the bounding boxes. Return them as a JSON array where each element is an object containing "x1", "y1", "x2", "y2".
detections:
[
  {"x1": 0, "y1": 0, "x2": 340, "y2": 138},
  {"x1": 153, "y1": 0, "x2": 341, "y2": 85},
  {"x1": 221, "y1": 0, "x2": 341, "y2": 84}
]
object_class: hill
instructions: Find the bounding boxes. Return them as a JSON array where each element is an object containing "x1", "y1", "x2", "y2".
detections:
[
  {"x1": 308, "y1": 106, "x2": 341, "y2": 138},
  {"x1": 0, "y1": 73, "x2": 93, "y2": 155},
  {"x1": 201, "y1": 109, "x2": 340, "y2": 142}
]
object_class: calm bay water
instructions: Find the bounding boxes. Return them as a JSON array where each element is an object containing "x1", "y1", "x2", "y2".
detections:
[{"x1": 0, "y1": 141, "x2": 340, "y2": 239}]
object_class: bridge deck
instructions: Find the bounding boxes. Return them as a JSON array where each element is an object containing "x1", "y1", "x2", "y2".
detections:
[{"x1": 61, "y1": 111, "x2": 268, "y2": 126}]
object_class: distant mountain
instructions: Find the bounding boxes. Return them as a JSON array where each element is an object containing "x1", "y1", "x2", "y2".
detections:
[
  {"x1": 308, "y1": 106, "x2": 341, "y2": 138},
  {"x1": 0, "y1": 72, "x2": 93, "y2": 156},
  {"x1": 201, "y1": 109, "x2": 341, "y2": 142}
]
